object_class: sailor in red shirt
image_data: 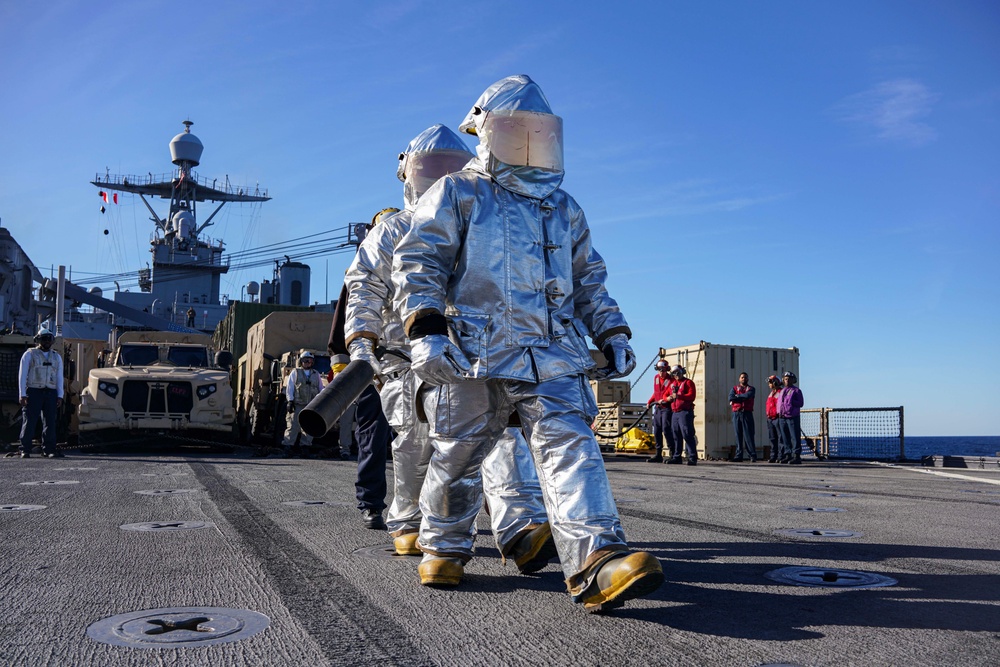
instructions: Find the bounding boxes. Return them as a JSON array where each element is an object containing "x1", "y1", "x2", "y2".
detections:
[
  {"x1": 764, "y1": 375, "x2": 782, "y2": 462},
  {"x1": 667, "y1": 365, "x2": 698, "y2": 464},
  {"x1": 728, "y1": 372, "x2": 757, "y2": 462},
  {"x1": 645, "y1": 360, "x2": 676, "y2": 463}
]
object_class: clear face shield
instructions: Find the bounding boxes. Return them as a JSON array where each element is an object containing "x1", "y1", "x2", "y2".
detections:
[
  {"x1": 401, "y1": 149, "x2": 472, "y2": 200},
  {"x1": 478, "y1": 110, "x2": 564, "y2": 171}
]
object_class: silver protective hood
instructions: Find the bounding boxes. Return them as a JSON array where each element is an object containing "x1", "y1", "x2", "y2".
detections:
[
  {"x1": 459, "y1": 74, "x2": 565, "y2": 200},
  {"x1": 397, "y1": 124, "x2": 474, "y2": 210}
]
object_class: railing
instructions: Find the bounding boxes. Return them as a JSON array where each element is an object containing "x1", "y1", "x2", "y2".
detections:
[
  {"x1": 800, "y1": 407, "x2": 905, "y2": 461},
  {"x1": 93, "y1": 170, "x2": 268, "y2": 198}
]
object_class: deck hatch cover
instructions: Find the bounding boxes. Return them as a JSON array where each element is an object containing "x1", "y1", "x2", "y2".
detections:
[
  {"x1": 783, "y1": 506, "x2": 846, "y2": 513},
  {"x1": 19, "y1": 480, "x2": 80, "y2": 486},
  {"x1": 766, "y1": 566, "x2": 896, "y2": 588},
  {"x1": 776, "y1": 528, "x2": 862, "y2": 538},
  {"x1": 353, "y1": 544, "x2": 420, "y2": 561},
  {"x1": 120, "y1": 521, "x2": 214, "y2": 531},
  {"x1": 134, "y1": 488, "x2": 199, "y2": 496},
  {"x1": 87, "y1": 606, "x2": 269, "y2": 647},
  {"x1": 0, "y1": 504, "x2": 47, "y2": 512},
  {"x1": 282, "y1": 500, "x2": 352, "y2": 507}
]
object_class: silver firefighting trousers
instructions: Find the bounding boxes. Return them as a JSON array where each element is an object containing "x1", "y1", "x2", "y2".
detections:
[
  {"x1": 382, "y1": 367, "x2": 547, "y2": 553},
  {"x1": 417, "y1": 373, "x2": 627, "y2": 596}
]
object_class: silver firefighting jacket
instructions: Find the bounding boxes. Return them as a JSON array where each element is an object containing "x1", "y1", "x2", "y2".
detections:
[
  {"x1": 391, "y1": 157, "x2": 630, "y2": 383},
  {"x1": 344, "y1": 211, "x2": 411, "y2": 373}
]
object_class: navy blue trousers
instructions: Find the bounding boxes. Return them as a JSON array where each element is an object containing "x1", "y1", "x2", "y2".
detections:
[
  {"x1": 652, "y1": 407, "x2": 675, "y2": 457},
  {"x1": 671, "y1": 410, "x2": 698, "y2": 461},
  {"x1": 766, "y1": 418, "x2": 781, "y2": 460},
  {"x1": 354, "y1": 384, "x2": 390, "y2": 512},
  {"x1": 20, "y1": 387, "x2": 59, "y2": 454},
  {"x1": 732, "y1": 411, "x2": 756, "y2": 460},
  {"x1": 778, "y1": 416, "x2": 802, "y2": 460}
]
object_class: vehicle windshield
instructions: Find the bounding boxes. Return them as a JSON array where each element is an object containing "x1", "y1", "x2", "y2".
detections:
[
  {"x1": 118, "y1": 345, "x2": 160, "y2": 366},
  {"x1": 167, "y1": 346, "x2": 210, "y2": 367}
]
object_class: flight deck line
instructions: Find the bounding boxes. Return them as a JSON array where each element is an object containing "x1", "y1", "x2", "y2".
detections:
[{"x1": 872, "y1": 461, "x2": 1000, "y2": 486}]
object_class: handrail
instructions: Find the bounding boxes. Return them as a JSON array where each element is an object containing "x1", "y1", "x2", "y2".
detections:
[{"x1": 94, "y1": 170, "x2": 268, "y2": 198}]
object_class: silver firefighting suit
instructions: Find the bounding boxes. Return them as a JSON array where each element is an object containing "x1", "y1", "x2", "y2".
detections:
[
  {"x1": 481, "y1": 426, "x2": 548, "y2": 555},
  {"x1": 392, "y1": 75, "x2": 636, "y2": 599},
  {"x1": 283, "y1": 367, "x2": 321, "y2": 448},
  {"x1": 381, "y1": 358, "x2": 546, "y2": 551},
  {"x1": 344, "y1": 124, "x2": 548, "y2": 552}
]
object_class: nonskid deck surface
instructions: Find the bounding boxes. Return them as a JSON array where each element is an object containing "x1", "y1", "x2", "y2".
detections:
[{"x1": 2, "y1": 450, "x2": 997, "y2": 666}]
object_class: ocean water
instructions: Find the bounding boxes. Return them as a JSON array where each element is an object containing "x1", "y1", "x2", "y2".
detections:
[{"x1": 903, "y1": 436, "x2": 1000, "y2": 459}]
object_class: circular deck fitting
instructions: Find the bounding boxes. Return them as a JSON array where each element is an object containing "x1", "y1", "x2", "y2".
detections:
[
  {"x1": 120, "y1": 521, "x2": 215, "y2": 532},
  {"x1": 86, "y1": 606, "x2": 269, "y2": 648},
  {"x1": 281, "y1": 500, "x2": 352, "y2": 507},
  {"x1": 134, "y1": 489, "x2": 199, "y2": 496},
  {"x1": 353, "y1": 544, "x2": 418, "y2": 561},
  {"x1": 775, "y1": 528, "x2": 863, "y2": 539},
  {"x1": 765, "y1": 566, "x2": 897, "y2": 588},
  {"x1": 19, "y1": 480, "x2": 80, "y2": 486},
  {"x1": 808, "y1": 492, "x2": 857, "y2": 498},
  {"x1": 1, "y1": 504, "x2": 47, "y2": 512},
  {"x1": 783, "y1": 506, "x2": 846, "y2": 513}
]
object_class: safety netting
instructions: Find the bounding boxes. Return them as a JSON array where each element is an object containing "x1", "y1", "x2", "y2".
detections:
[{"x1": 801, "y1": 407, "x2": 904, "y2": 461}]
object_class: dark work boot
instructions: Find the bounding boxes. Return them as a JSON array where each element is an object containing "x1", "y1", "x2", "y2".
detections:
[{"x1": 363, "y1": 509, "x2": 386, "y2": 530}]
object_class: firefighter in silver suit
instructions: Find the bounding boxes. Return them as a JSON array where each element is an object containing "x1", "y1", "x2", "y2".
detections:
[
  {"x1": 345, "y1": 124, "x2": 555, "y2": 572},
  {"x1": 391, "y1": 75, "x2": 663, "y2": 611}
]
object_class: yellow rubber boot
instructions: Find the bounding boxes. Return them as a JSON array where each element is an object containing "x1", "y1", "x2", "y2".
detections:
[
  {"x1": 393, "y1": 533, "x2": 421, "y2": 556},
  {"x1": 510, "y1": 523, "x2": 558, "y2": 574},
  {"x1": 581, "y1": 552, "x2": 664, "y2": 613},
  {"x1": 418, "y1": 557, "x2": 464, "y2": 588}
]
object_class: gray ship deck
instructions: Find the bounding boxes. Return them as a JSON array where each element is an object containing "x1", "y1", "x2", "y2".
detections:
[{"x1": 2, "y1": 451, "x2": 997, "y2": 666}]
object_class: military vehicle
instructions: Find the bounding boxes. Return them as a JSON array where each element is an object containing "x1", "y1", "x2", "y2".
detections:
[
  {"x1": 233, "y1": 311, "x2": 334, "y2": 446},
  {"x1": 77, "y1": 331, "x2": 234, "y2": 446}
]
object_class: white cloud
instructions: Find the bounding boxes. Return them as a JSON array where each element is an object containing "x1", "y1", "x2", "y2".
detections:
[
  {"x1": 590, "y1": 179, "x2": 787, "y2": 226},
  {"x1": 835, "y1": 79, "x2": 939, "y2": 147}
]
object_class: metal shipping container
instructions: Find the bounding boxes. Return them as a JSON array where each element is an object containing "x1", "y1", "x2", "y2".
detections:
[
  {"x1": 658, "y1": 341, "x2": 799, "y2": 460},
  {"x1": 590, "y1": 380, "x2": 631, "y2": 405}
]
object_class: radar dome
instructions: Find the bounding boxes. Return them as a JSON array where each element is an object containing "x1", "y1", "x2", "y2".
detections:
[
  {"x1": 88, "y1": 286, "x2": 103, "y2": 298},
  {"x1": 246, "y1": 281, "x2": 260, "y2": 296},
  {"x1": 171, "y1": 210, "x2": 195, "y2": 238},
  {"x1": 170, "y1": 120, "x2": 203, "y2": 166}
]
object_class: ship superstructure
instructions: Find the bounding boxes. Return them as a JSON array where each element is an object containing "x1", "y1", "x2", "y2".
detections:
[{"x1": 89, "y1": 121, "x2": 270, "y2": 332}]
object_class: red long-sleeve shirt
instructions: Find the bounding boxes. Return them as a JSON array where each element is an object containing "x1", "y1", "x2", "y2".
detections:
[
  {"x1": 765, "y1": 391, "x2": 780, "y2": 419},
  {"x1": 647, "y1": 374, "x2": 672, "y2": 406},
  {"x1": 669, "y1": 378, "x2": 696, "y2": 411}
]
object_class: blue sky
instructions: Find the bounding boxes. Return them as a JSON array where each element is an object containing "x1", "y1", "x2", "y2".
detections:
[{"x1": 1, "y1": 1, "x2": 997, "y2": 435}]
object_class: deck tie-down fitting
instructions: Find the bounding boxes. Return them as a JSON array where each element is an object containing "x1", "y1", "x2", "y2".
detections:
[{"x1": 144, "y1": 616, "x2": 214, "y2": 635}]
